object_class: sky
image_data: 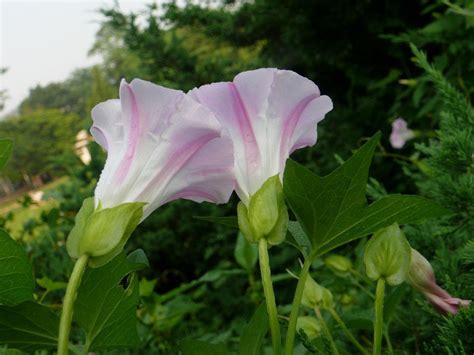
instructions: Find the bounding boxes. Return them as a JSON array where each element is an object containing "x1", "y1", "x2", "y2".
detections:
[{"x1": 0, "y1": 0, "x2": 151, "y2": 116}]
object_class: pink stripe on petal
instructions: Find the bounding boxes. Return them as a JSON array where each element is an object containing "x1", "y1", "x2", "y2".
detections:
[
  {"x1": 280, "y1": 93, "x2": 319, "y2": 162},
  {"x1": 144, "y1": 132, "x2": 221, "y2": 198},
  {"x1": 229, "y1": 83, "x2": 261, "y2": 171},
  {"x1": 166, "y1": 189, "x2": 217, "y2": 203},
  {"x1": 115, "y1": 83, "x2": 140, "y2": 183}
]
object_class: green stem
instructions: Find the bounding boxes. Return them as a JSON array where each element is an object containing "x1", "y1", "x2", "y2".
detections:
[
  {"x1": 373, "y1": 278, "x2": 386, "y2": 355},
  {"x1": 384, "y1": 329, "x2": 393, "y2": 354},
  {"x1": 284, "y1": 257, "x2": 312, "y2": 355},
  {"x1": 314, "y1": 307, "x2": 339, "y2": 355},
  {"x1": 58, "y1": 255, "x2": 89, "y2": 355},
  {"x1": 258, "y1": 238, "x2": 281, "y2": 355},
  {"x1": 329, "y1": 308, "x2": 369, "y2": 355}
]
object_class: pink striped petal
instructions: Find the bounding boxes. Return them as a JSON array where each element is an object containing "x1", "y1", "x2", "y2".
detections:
[
  {"x1": 191, "y1": 68, "x2": 333, "y2": 203},
  {"x1": 92, "y1": 79, "x2": 234, "y2": 220}
]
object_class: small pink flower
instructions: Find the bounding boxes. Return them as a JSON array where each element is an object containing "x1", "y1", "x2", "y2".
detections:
[
  {"x1": 91, "y1": 79, "x2": 235, "y2": 220},
  {"x1": 189, "y1": 68, "x2": 333, "y2": 204},
  {"x1": 408, "y1": 248, "x2": 471, "y2": 315},
  {"x1": 389, "y1": 118, "x2": 415, "y2": 149}
]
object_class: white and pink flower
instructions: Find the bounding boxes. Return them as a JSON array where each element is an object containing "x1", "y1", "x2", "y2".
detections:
[
  {"x1": 408, "y1": 248, "x2": 471, "y2": 315},
  {"x1": 190, "y1": 68, "x2": 333, "y2": 205},
  {"x1": 91, "y1": 79, "x2": 235, "y2": 220},
  {"x1": 389, "y1": 118, "x2": 415, "y2": 149}
]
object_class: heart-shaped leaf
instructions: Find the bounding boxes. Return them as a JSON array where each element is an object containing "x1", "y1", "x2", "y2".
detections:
[
  {"x1": 239, "y1": 303, "x2": 269, "y2": 355},
  {"x1": 0, "y1": 230, "x2": 34, "y2": 305},
  {"x1": 284, "y1": 133, "x2": 449, "y2": 259},
  {"x1": 74, "y1": 249, "x2": 148, "y2": 351},
  {"x1": 0, "y1": 301, "x2": 59, "y2": 352}
]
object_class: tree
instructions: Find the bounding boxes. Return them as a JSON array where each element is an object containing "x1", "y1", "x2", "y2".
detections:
[{"x1": 0, "y1": 109, "x2": 83, "y2": 181}]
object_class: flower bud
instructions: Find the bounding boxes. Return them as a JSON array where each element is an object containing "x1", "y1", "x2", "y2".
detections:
[
  {"x1": 296, "y1": 316, "x2": 321, "y2": 340},
  {"x1": 324, "y1": 254, "x2": 352, "y2": 275},
  {"x1": 237, "y1": 175, "x2": 288, "y2": 245},
  {"x1": 321, "y1": 288, "x2": 334, "y2": 309},
  {"x1": 407, "y1": 248, "x2": 471, "y2": 315},
  {"x1": 301, "y1": 274, "x2": 333, "y2": 309},
  {"x1": 67, "y1": 197, "x2": 145, "y2": 267},
  {"x1": 302, "y1": 274, "x2": 323, "y2": 309},
  {"x1": 364, "y1": 223, "x2": 411, "y2": 286}
]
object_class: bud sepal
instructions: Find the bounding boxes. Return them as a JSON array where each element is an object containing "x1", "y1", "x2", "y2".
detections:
[
  {"x1": 67, "y1": 197, "x2": 145, "y2": 267},
  {"x1": 364, "y1": 223, "x2": 411, "y2": 286},
  {"x1": 237, "y1": 175, "x2": 288, "y2": 245}
]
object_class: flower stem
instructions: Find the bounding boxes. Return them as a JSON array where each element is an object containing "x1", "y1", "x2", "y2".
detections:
[
  {"x1": 328, "y1": 307, "x2": 369, "y2": 355},
  {"x1": 258, "y1": 238, "x2": 281, "y2": 355},
  {"x1": 314, "y1": 307, "x2": 339, "y2": 355},
  {"x1": 284, "y1": 257, "x2": 312, "y2": 355},
  {"x1": 58, "y1": 255, "x2": 89, "y2": 355},
  {"x1": 373, "y1": 278, "x2": 386, "y2": 355}
]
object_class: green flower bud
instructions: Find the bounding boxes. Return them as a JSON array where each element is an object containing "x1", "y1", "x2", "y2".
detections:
[
  {"x1": 364, "y1": 223, "x2": 411, "y2": 286},
  {"x1": 340, "y1": 293, "x2": 354, "y2": 305},
  {"x1": 237, "y1": 175, "x2": 288, "y2": 245},
  {"x1": 67, "y1": 197, "x2": 145, "y2": 268},
  {"x1": 324, "y1": 254, "x2": 353, "y2": 275},
  {"x1": 296, "y1": 316, "x2": 321, "y2": 340},
  {"x1": 301, "y1": 274, "x2": 334, "y2": 310},
  {"x1": 302, "y1": 274, "x2": 323, "y2": 309},
  {"x1": 321, "y1": 288, "x2": 334, "y2": 309}
]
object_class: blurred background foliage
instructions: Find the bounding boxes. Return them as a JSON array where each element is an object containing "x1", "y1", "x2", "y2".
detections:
[{"x1": 0, "y1": 0, "x2": 472, "y2": 353}]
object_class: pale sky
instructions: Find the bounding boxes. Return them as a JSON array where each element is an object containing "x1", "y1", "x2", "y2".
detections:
[{"x1": 0, "y1": 0, "x2": 152, "y2": 116}]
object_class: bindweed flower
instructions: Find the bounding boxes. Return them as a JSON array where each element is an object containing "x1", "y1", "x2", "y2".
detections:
[
  {"x1": 389, "y1": 118, "x2": 415, "y2": 149},
  {"x1": 190, "y1": 68, "x2": 333, "y2": 243},
  {"x1": 407, "y1": 248, "x2": 471, "y2": 315},
  {"x1": 67, "y1": 79, "x2": 234, "y2": 267},
  {"x1": 364, "y1": 223, "x2": 412, "y2": 285}
]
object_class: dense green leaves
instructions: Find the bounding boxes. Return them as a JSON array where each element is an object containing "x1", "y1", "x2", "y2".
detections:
[
  {"x1": 284, "y1": 133, "x2": 449, "y2": 259},
  {"x1": 0, "y1": 301, "x2": 59, "y2": 352},
  {"x1": 239, "y1": 303, "x2": 269, "y2": 355},
  {"x1": 0, "y1": 230, "x2": 34, "y2": 306},
  {"x1": 0, "y1": 109, "x2": 83, "y2": 180},
  {"x1": 74, "y1": 250, "x2": 148, "y2": 351},
  {"x1": 0, "y1": 138, "x2": 12, "y2": 170},
  {"x1": 179, "y1": 339, "x2": 229, "y2": 355}
]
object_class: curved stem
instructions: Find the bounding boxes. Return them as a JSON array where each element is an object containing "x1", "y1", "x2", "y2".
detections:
[
  {"x1": 258, "y1": 238, "x2": 281, "y2": 355},
  {"x1": 314, "y1": 307, "x2": 339, "y2": 355},
  {"x1": 284, "y1": 257, "x2": 312, "y2": 355},
  {"x1": 373, "y1": 278, "x2": 386, "y2": 355},
  {"x1": 58, "y1": 255, "x2": 89, "y2": 355},
  {"x1": 329, "y1": 308, "x2": 369, "y2": 355}
]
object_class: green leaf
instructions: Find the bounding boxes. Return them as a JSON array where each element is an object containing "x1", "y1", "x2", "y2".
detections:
[
  {"x1": 194, "y1": 215, "x2": 238, "y2": 228},
  {"x1": 286, "y1": 221, "x2": 312, "y2": 257},
  {"x1": 239, "y1": 303, "x2": 269, "y2": 355},
  {"x1": 283, "y1": 133, "x2": 449, "y2": 259},
  {"x1": 0, "y1": 139, "x2": 13, "y2": 171},
  {"x1": 234, "y1": 232, "x2": 258, "y2": 271},
  {"x1": 74, "y1": 250, "x2": 148, "y2": 351},
  {"x1": 0, "y1": 301, "x2": 59, "y2": 352},
  {"x1": 179, "y1": 339, "x2": 229, "y2": 355},
  {"x1": 0, "y1": 230, "x2": 34, "y2": 306},
  {"x1": 36, "y1": 276, "x2": 67, "y2": 292}
]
